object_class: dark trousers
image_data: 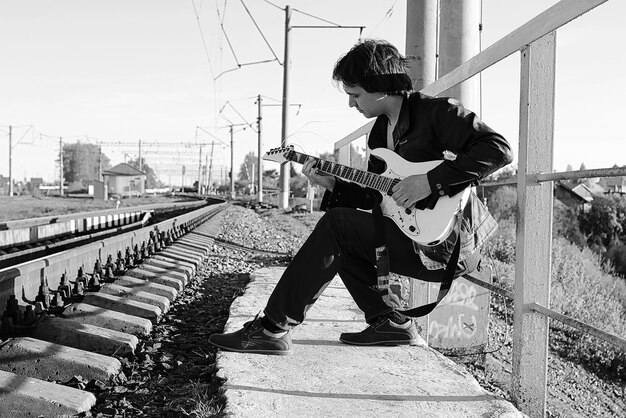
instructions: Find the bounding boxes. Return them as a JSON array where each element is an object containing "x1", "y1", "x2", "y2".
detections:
[{"x1": 264, "y1": 207, "x2": 425, "y2": 329}]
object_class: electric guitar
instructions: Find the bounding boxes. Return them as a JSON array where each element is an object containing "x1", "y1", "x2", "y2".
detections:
[{"x1": 263, "y1": 146, "x2": 471, "y2": 246}]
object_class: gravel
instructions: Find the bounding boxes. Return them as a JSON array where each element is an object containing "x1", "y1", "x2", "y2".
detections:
[{"x1": 85, "y1": 204, "x2": 624, "y2": 417}]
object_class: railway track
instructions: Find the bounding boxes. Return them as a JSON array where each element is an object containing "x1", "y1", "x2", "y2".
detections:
[{"x1": 0, "y1": 199, "x2": 229, "y2": 417}]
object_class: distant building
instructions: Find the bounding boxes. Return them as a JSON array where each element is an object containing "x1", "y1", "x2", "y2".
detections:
[
  {"x1": 598, "y1": 174, "x2": 626, "y2": 194},
  {"x1": 555, "y1": 182, "x2": 593, "y2": 213},
  {"x1": 27, "y1": 178, "x2": 43, "y2": 195},
  {"x1": 102, "y1": 163, "x2": 146, "y2": 198},
  {"x1": 0, "y1": 175, "x2": 9, "y2": 195}
]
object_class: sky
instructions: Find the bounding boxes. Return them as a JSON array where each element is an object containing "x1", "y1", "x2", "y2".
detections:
[{"x1": 1, "y1": 0, "x2": 625, "y2": 186}]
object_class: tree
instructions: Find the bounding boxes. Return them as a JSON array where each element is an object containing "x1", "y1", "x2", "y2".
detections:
[
  {"x1": 290, "y1": 174, "x2": 308, "y2": 198},
  {"x1": 485, "y1": 186, "x2": 517, "y2": 221},
  {"x1": 578, "y1": 195, "x2": 626, "y2": 247},
  {"x1": 553, "y1": 200, "x2": 587, "y2": 247},
  {"x1": 238, "y1": 152, "x2": 257, "y2": 182},
  {"x1": 263, "y1": 169, "x2": 279, "y2": 191},
  {"x1": 63, "y1": 142, "x2": 110, "y2": 185}
]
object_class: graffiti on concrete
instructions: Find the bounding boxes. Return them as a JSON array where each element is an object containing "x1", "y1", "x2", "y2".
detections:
[{"x1": 428, "y1": 280, "x2": 482, "y2": 341}]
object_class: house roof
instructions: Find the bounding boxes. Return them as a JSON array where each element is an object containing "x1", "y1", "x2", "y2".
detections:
[
  {"x1": 102, "y1": 163, "x2": 145, "y2": 176},
  {"x1": 571, "y1": 184, "x2": 594, "y2": 202},
  {"x1": 556, "y1": 182, "x2": 593, "y2": 203}
]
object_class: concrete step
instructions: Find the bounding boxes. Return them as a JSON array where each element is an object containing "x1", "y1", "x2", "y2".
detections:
[{"x1": 216, "y1": 267, "x2": 526, "y2": 418}]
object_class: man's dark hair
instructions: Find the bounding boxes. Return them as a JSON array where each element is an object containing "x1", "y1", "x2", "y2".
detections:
[{"x1": 332, "y1": 39, "x2": 413, "y2": 95}]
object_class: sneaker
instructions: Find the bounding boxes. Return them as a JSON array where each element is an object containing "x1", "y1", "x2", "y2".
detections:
[
  {"x1": 208, "y1": 316, "x2": 292, "y2": 355},
  {"x1": 339, "y1": 317, "x2": 419, "y2": 346}
]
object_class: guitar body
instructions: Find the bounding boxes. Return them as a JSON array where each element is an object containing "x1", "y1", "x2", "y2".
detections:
[
  {"x1": 370, "y1": 148, "x2": 471, "y2": 246},
  {"x1": 262, "y1": 145, "x2": 471, "y2": 246}
]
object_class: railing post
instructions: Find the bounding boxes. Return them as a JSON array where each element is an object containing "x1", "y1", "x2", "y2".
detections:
[{"x1": 512, "y1": 31, "x2": 556, "y2": 417}]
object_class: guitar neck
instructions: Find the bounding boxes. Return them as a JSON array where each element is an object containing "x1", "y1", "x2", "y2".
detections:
[{"x1": 286, "y1": 150, "x2": 398, "y2": 194}]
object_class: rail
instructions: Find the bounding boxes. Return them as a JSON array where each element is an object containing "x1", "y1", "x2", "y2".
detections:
[
  {"x1": 0, "y1": 202, "x2": 226, "y2": 319},
  {"x1": 0, "y1": 199, "x2": 207, "y2": 249},
  {"x1": 333, "y1": 0, "x2": 620, "y2": 416}
]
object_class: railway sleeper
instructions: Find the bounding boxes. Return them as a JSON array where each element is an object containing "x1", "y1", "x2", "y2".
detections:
[
  {"x1": 62, "y1": 302, "x2": 153, "y2": 336},
  {"x1": 151, "y1": 252, "x2": 200, "y2": 270},
  {"x1": 81, "y1": 293, "x2": 163, "y2": 323},
  {"x1": 0, "y1": 369, "x2": 96, "y2": 417},
  {"x1": 158, "y1": 246, "x2": 205, "y2": 265}
]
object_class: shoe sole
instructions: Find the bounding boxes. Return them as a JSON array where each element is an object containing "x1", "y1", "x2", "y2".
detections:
[
  {"x1": 209, "y1": 340, "x2": 293, "y2": 356},
  {"x1": 338, "y1": 338, "x2": 418, "y2": 346}
]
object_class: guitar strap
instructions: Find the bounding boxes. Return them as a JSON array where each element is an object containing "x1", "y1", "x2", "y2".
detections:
[{"x1": 373, "y1": 200, "x2": 462, "y2": 318}]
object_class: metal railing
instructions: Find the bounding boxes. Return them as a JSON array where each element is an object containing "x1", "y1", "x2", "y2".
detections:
[{"x1": 332, "y1": 1, "x2": 622, "y2": 416}]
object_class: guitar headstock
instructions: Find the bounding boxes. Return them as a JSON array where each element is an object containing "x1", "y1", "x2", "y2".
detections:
[{"x1": 262, "y1": 145, "x2": 294, "y2": 163}]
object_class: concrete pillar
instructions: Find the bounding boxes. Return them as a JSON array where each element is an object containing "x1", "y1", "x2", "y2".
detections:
[
  {"x1": 405, "y1": 0, "x2": 438, "y2": 91},
  {"x1": 438, "y1": 0, "x2": 481, "y2": 113},
  {"x1": 405, "y1": 0, "x2": 439, "y2": 341}
]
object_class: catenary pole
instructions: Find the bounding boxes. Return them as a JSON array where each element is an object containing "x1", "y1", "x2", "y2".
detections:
[
  {"x1": 230, "y1": 125, "x2": 235, "y2": 199},
  {"x1": 279, "y1": 5, "x2": 292, "y2": 209},
  {"x1": 8, "y1": 126, "x2": 13, "y2": 197},
  {"x1": 257, "y1": 94, "x2": 264, "y2": 203},
  {"x1": 208, "y1": 141, "x2": 214, "y2": 194},
  {"x1": 59, "y1": 137, "x2": 64, "y2": 196},
  {"x1": 197, "y1": 145, "x2": 203, "y2": 195}
]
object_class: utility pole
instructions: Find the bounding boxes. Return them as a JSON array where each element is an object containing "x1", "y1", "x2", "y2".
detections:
[
  {"x1": 8, "y1": 125, "x2": 13, "y2": 197},
  {"x1": 279, "y1": 5, "x2": 292, "y2": 209},
  {"x1": 204, "y1": 154, "x2": 208, "y2": 194},
  {"x1": 257, "y1": 94, "x2": 263, "y2": 203},
  {"x1": 277, "y1": 7, "x2": 363, "y2": 209},
  {"x1": 58, "y1": 137, "x2": 64, "y2": 195},
  {"x1": 138, "y1": 140, "x2": 142, "y2": 171},
  {"x1": 208, "y1": 142, "x2": 215, "y2": 195},
  {"x1": 197, "y1": 145, "x2": 203, "y2": 195},
  {"x1": 230, "y1": 125, "x2": 235, "y2": 199}
]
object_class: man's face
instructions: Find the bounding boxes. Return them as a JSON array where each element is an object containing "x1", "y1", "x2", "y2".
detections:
[{"x1": 343, "y1": 83, "x2": 385, "y2": 118}]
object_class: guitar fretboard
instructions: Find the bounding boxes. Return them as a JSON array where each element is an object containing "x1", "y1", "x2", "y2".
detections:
[{"x1": 286, "y1": 150, "x2": 400, "y2": 195}]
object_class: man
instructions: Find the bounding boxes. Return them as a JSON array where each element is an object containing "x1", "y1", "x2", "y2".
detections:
[{"x1": 209, "y1": 39, "x2": 512, "y2": 355}]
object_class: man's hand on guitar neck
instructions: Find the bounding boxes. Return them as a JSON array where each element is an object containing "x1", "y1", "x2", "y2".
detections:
[
  {"x1": 303, "y1": 157, "x2": 336, "y2": 191},
  {"x1": 391, "y1": 174, "x2": 433, "y2": 209}
]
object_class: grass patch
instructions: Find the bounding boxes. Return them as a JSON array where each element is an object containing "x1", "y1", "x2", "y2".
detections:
[{"x1": 0, "y1": 195, "x2": 199, "y2": 222}]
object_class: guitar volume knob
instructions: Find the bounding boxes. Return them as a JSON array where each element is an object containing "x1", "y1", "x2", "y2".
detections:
[
  {"x1": 409, "y1": 226, "x2": 416, "y2": 232},
  {"x1": 405, "y1": 208, "x2": 412, "y2": 215}
]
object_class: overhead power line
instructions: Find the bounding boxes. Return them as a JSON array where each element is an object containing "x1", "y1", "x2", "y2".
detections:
[
  {"x1": 260, "y1": 0, "x2": 282, "y2": 11},
  {"x1": 191, "y1": 0, "x2": 216, "y2": 79},
  {"x1": 291, "y1": 7, "x2": 343, "y2": 26},
  {"x1": 240, "y1": 0, "x2": 281, "y2": 63}
]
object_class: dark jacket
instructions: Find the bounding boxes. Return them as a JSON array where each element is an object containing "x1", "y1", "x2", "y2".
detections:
[{"x1": 321, "y1": 92, "x2": 513, "y2": 275}]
